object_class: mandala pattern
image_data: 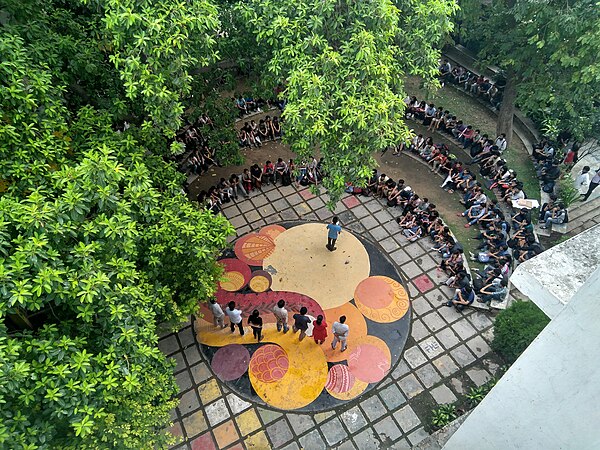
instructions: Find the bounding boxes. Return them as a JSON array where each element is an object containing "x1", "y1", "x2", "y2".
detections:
[
  {"x1": 198, "y1": 222, "x2": 411, "y2": 412},
  {"x1": 325, "y1": 364, "x2": 355, "y2": 394}
]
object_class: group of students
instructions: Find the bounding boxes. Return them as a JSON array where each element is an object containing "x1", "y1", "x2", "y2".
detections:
[
  {"x1": 176, "y1": 113, "x2": 220, "y2": 176},
  {"x1": 196, "y1": 156, "x2": 326, "y2": 214},
  {"x1": 208, "y1": 298, "x2": 350, "y2": 351},
  {"x1": 233, "y1": 90, "x2": 287, "y2": 118},
  {"x1": 438, "y1": 59, "x2": 503, "y2": 110},
  {"x1": 238, "y1": 116, "x2": 283, "y2": 149}
]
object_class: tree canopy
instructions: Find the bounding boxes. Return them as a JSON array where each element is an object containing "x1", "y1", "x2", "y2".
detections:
[
  {"x1": 458, "y1": 0, "x2": 600, "y2": 142},
  {"x1": 1, "y1": 1, "x2": 232, "y2": 447},
  {"x1": 234, "y1": 0, "x2": 458, "y2": 204},
  {"x1": 1, "y1": 0, "x2": 459, "y2": 447}
]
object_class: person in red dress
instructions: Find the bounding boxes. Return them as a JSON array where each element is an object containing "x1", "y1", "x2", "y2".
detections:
[{"x1": 312, "y1": 315, "x2": 328, "y2": 345}]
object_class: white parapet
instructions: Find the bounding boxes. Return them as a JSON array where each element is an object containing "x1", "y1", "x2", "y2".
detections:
[
  {"x1": 443, "y1": 264, "x2": 600, "y2": 450},
  {"x1": 510, "y1": 223, "x2": 600, "y2": 319}
]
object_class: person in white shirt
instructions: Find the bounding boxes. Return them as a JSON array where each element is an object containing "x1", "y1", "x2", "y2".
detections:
[
  {"x1": 495, "y1": 134, "x2": 507, "y2": 152},
  {"x1": 225, "y1": 301, "x2": 244, "y2": 335},
  {"x1": 575, "y1": 166, "x2": 591, "y2": 195},
  {"x1": 208, "y1": 299, "x2": 226, "y2": 328},
  {"x1": 272, "y1": 299, "x2": 289, "y2": 333},
  {"x1": 582, "y1": 168, "x2": 600, "y2": 201},
  {"x1": 331, "y1": 316, "x2": 350, "y2": 352}
]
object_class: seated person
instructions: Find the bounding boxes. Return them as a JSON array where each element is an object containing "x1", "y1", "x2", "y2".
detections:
[
  {"x1": 477, "y1": 278, "x2": 508, "y2": 304},
  {"x1": 445, "y1": 285, "x2": 475, "y2": 310},
  {"x1": 250, "y1": 163, "x2": 263, "y2": 189},
  {"x1": 376, "y1": 173, "x2": 389, "y2": 197},
  {"x1": 262, "y1": 160, "x2": 275, "y2": 185},
  {"x1": 438, "y1": 59, "x2": 451, "y2": 82},
  {"x1": 274, "y1": 158, "x2": 288, "y2": 184},
  {"x1": 540, "y1": 204, "x2": 567, "y2": 229}
]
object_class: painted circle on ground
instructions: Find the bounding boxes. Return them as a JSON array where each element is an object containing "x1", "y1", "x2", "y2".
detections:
[
  {"x1": 234, "y1": 233, "x2": 276, "y2": 266},
  {"x1": 325, "y1": 364, "x2": 355, "y2": 394},
  {"x1": 321, "y1": 302, "x2": 368, "y2": 363},
  {"x1": 249, "y1": 270, "x2": 272, "y2": 292},
  {"x1": 327, "y1": 376, "x2": 368, "y2": 401},
  {"x1": 354, "y1": 276, "x2": 409, "y2": 323},
  {"x1": 211, "y1": 344, "x2": 250, "y2": 381},
  {"x1": 259, "y1": 224, "x2": 286, "y2": 241},
  {"x1": 220, "y1": 271, "x2": 245, "y2": 292},
  {"x1": 354, "y1": 276, "x2": 394, "y2": 308},
  {"x1": 262, "y1": 223, "x2": 370, "y2": 309},
  {"x1": 249, "y1": 344, "x2": 289, "y2": 383},
  {"x1": 201, "y1": 221, "x2": 412, "y2": 412},
  {"x1": 219, "y1": 258, "x2": 251, "y2": 291},
  {"x1": 347, "y1": 340, "x2": 391, "y2": 383}
]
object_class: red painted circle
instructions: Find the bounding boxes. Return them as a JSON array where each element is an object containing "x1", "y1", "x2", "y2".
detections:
[
  {"x1": 249, "y1": 344, "x2": 289, "y2": 383},
  {"x1": 325, "y1": 364, "x2": 356, "y2": 394},
  {"x1": 347, "y1": 344, "x2": 391, "y2": 383}
]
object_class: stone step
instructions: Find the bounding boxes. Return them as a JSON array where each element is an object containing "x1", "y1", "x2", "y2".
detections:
[
  {"x1": 567, "y1": 207, "x2": 600, "y2": 233},
  {"x1": 566, "y1": 196, "x2": 600, "y2": 222}
]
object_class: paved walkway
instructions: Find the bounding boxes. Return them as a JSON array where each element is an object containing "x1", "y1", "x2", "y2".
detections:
[{"x1": 160, "y1": 183, "x2": 502, "y2": 450}]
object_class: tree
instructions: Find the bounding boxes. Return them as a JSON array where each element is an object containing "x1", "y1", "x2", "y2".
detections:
[
  {"x1": 458, "y1": 0, "x2": 600, "y2": 144},
  {"x1": 1, "y1": 3, "x2": 233, "y2": 448},
  {"x1": 236, "y1": 0, "x2": 458, "y2": 205}
]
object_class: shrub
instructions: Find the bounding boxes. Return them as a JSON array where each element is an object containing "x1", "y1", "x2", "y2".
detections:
[
  {"x1": 557, "y1": 172, "x2": 581, "y2": 208},
  {"x1": 430, "y1": 404, "x2": 458, "y2": 429},
  {"x1": 492, "y1": 301, "x2": 550, "y2": 364}
]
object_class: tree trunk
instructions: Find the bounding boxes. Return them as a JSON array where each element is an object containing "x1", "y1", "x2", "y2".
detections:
[{"x1": 496, "y1": 71, "x2": 517, "y2": 147}]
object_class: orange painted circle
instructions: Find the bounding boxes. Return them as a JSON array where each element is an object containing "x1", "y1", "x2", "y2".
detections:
[
  {"x1": 355, "y1": 277, "x2": 394, "y2": 308},
  {"x1": 347, "y1": 337, "x2": 391, "y2": 383},
  {"x1": 249, "y1": 345, "x2": 289, "y2": 383},
  {"x1": 220, "y1": 271, "x2": 245, "y2": 291},
  {"x1": 325, "y1": 364, "x2": 355, "y2": 394},
  {"x1": 321, "y1": 302, "x2": 368, "y2": 363},
  {"x1": 259, "y1": 224, "x2": 286, "y2": 241},
  {"x1": 354, "y1": 276, "x2": 409, "y2": 323},
  {"x1": 234, "y1": 234, "x2": 276, "y2": 266}
]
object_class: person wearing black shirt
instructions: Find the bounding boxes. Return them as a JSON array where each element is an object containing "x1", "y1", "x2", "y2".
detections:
[
  {"x1": 292, "y1": 307, "x2": 311, "y2": 342},
  {"x1": 248, "y1": 310, "x2": 263, "y2": 342}
]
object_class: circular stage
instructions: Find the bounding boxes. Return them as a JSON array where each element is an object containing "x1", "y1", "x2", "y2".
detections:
[{"x1": 196, "y1": 222, "x2": 411, "y2": 412}]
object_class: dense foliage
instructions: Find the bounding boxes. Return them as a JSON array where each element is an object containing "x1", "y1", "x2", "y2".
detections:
[
  {"x1": 0, "y1": 1, "x2": 232, "y2": 448},
  {"x1": 235, "y1": 0, "x2": 458, "y2": 204},
  {"x1": 458, "y1": 0, "x2": 600, "y2": 141},
  {"x1": 491, "y1": 301, "x2": 550, "y2": 364}
]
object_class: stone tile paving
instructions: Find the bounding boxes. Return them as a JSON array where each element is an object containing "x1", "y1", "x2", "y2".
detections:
[{"x1": 161, "y1": 183, "x2": 503, "y2": 449}]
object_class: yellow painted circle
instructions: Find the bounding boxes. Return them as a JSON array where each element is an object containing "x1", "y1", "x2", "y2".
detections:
[
  {"x1": 219, "y1": 271, "x2": 245, "y2": 291},
  {"x1": 262, "y1": 223, "x2": 370, "y2": 309},
  {"x1": 249, "y1": 275, "x2": 270, "y2": 293}
]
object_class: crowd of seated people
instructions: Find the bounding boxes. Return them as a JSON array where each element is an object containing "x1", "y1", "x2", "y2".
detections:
[
  {"x1": 438, "y1": 59, "x2": 503, "y2": 110},
  {"x1": 372, "y1": 93, "x2": 548, "y2": 306},
  {"x1": 238, "y1": 115, "x2": 283, "y2": 149},
  {"x1": 175, "y1": 113, "x2": 220, "y2": 176},
  {"x1": 195, "y1": 157, "x2": 325, "y2": 215},
  {"x1": 233, "y1": 89, "x2": 287, "y2": 118}
]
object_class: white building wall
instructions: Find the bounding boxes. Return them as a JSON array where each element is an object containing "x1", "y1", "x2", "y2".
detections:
[{"x1": 443, "y1": 266, "x2": 600, "y2": 449}]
